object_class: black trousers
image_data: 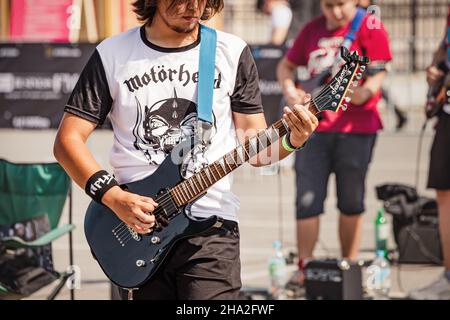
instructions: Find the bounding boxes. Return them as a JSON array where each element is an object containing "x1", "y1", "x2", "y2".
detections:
[
  {"x1": 428, "y1": 113, "x2": 450, "y2": 190},
  {"x1": 112, "y1": 220, "x2": 242, "y2": 300}
]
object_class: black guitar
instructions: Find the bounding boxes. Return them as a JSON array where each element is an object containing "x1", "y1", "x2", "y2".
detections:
[
  {"x1": 84, "y1": 47, "x2": 370, "y2": 289},
  {"x1": 425, "y1": 62, "x2": 450, "y2": 119}
]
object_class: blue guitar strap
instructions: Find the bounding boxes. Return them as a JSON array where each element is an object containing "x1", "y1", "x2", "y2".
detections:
[
  {"x1": 346, "y1": 8, "x2": 367, "y2": 44},
  {"x1": 197, "y1": 24, "x2": 217, "y2": 145},
  {"x1": 447, "y1": 25, "x2": 450, "y2": 66},
  {"x1": 338, "y1": 7, "x2": 366, "y2": 59},
  {"x1": 447, "y1": 5, "x2": 450, "y2": 65}
]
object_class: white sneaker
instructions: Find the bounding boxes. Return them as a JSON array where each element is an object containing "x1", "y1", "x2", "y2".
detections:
[{"x1": 409, "y1": 274, "x2": 450, "y2": 300}]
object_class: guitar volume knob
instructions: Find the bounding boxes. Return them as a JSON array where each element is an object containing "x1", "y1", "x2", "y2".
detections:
[
  {"x1": 136, "y1": 260, "x2": 146, "y2": 268},
  {"x1": 150, "y1": 236, "x2": 161, "y2": 245}
]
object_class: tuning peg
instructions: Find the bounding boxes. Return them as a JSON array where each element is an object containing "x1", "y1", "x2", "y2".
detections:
[
  {"x1": 331, "y1": 102, "x2": 338, "y2": 108},
  {"x1": 341, "y1": 104, "x2": 348, "y2": 111},
  {"x1": 335, "y1": 94, "x2": 342, "y2": 99},
  {"x1": 360, "y1": 66, "x2": 366, "y2": 72},
  {"x1": 345, "y1": 97, "x2": 352, "y2": 103},
  {"x1": 356, "y1": 73, "x2": 363, "y2": 80},
  {"x1": 339, "y1": 86, "x2": 345, "y2": 92}
]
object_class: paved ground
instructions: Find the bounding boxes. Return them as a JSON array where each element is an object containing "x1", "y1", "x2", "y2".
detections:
[{"x1": 0, "y1": 109, "x2": 445, "y2": 300}]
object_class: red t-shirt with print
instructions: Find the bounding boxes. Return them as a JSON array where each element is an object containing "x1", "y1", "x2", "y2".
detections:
[{"x1": 286, "y1": 14, "x2": 392, "y2": 134}]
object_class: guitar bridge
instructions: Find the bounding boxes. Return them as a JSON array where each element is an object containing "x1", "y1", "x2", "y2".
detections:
[{"x1": 112, "y1": 225, "x2": 142, "y2": 247}]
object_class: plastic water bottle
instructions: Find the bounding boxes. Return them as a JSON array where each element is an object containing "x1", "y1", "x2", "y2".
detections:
[
  {"x1": 268, "y1": 240, "x2": 287, "y2": 299},
  {"x1": 366, "y1": 250, "x2": 391, "y2": 300},
  {"x1": 375, "y1": 208, "x2": 389, "y2": 257}
]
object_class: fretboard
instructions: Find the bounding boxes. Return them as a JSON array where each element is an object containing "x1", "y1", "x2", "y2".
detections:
[{"x1": 170, "y1": 102, "x2": 319, "y2": 207}]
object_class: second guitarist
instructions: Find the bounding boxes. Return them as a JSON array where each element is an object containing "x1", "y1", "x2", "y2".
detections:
[
  {"x1": 409, "y1": 5, "x2": 450, "y2": 300},
  {"x1": 277, "y1": 0, "x2": 392, "y2": 288}
]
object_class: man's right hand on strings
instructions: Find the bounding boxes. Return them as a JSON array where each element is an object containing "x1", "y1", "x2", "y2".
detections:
[{"x1": 102, "y1": 186, "x2": 158, "y2": 235}]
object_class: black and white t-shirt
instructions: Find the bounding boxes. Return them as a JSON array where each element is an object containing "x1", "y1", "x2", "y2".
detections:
[{"x1": 65, "y1": 26, "x2": 263, "y2": 222}]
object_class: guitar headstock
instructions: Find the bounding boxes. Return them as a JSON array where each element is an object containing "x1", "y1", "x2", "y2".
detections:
[{"x1": 312, "y1": 47, "x2": 370, "y2": 113}]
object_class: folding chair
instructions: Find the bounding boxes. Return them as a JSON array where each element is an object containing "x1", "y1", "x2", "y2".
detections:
[{"x1": 0, "y1": 159, "x2": 75, "y2": 300}]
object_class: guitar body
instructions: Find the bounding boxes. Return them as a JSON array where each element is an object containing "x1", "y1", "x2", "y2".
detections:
[
  {"x1": 84, "y1": 140, "x2": 222, "y2": 289},
  {"x1": 426, "y1": 68, "x2": 450, "y2": 119}
]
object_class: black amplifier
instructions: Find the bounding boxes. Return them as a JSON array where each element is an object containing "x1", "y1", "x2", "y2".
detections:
[{"x1": 304, "y1": 259, "x2": 363, "y2": 300}]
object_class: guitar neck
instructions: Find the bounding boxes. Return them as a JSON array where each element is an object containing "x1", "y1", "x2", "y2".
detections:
[{"x1": 170, "y1": 102, "x2": 319, "y2": 207}]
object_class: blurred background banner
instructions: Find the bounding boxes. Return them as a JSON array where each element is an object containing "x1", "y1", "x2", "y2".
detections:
[
  {"x1": 0, "y1": 43, "x2": 96, "y2": 129},
  {"x1": 251, "y1": 45, "x2": 287, "y2": 126},
  {"x1": 9, "y1": 0, "x2": 74, "y2": 43},
  {"x1": 0, "y1": 43, "x2": 285, "y2": 130}
]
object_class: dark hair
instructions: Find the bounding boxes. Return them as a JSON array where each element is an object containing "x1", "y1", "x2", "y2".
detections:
[
  {"x1": 132, "y1": 0, "x2": 224, "y2": 25},
  {"x1": 256, "y1": 0, "x2": 265, "y2": 12}
]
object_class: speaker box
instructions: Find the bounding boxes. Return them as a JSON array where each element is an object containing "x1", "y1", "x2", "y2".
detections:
[
  {"x1": 376, "y1": 183, "x2": 443, "y2": 265},
  {"x1": 395, "y1": 223, "x2": 443, "y2": 264},
  {"x1": 304, "y1": 259, "x2": 363, "y2": 300}
]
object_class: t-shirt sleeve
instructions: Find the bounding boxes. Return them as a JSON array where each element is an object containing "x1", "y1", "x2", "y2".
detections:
[
  {"x1": 358, "y1": 17, "x2": 393, "y2": 63},
  {"x1": 64, "y1": 49, "x2": 113, "y2": 126},
  {"x1": 230, "y1": 46, "x2": 264, "y2": 114},
  {"x1": 272, "y1": 5, "x2": 293, "y2": 29},
  {"x1": 285, "y1": 25, "x2": 309, "y2": 66}
]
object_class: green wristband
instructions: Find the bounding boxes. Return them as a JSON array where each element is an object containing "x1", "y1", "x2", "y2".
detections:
[{"x1": 282, "y1": 133, "x2": 305, "y2": 152}]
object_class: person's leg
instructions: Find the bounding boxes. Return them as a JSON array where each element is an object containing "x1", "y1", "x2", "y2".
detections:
[
  {"x1": 339, "y1": 214, "x2": 364, "y2": 260},
  {"x1": 409, "y1": 114, "x2": 450, "y2": 300},
  {"x1": 428, "y1": 115, "x2": 450, "y2": 272},
  {"x1": 176, "y1": 221, "x2": 242, "y2": 300},
  {"x1": 291, "y1": 133, "x2": 333, "y2": 285},
  {"x1": 408, "y1": 190, "x2": 450, "y2": 300},
  {"x1": 297, "y1": 216, "x2": 320, "y2": 261},
  {"x1": 437, "y1": 190, "x2": 450, "y2": 271},
  {"x1": 334, "y1": 133, "x2": 377, "y2": 260}
]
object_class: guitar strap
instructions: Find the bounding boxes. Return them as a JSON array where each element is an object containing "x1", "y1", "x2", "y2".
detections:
[
  {"x1": 335, "y1": 7, "x2": 366, "y2": 63},
  {"x1": 446, "y1": 4, "x2": 450, "y2": 66},
  {"x1": 197, "y1": 24, "x2": 217, "y2": 146}
]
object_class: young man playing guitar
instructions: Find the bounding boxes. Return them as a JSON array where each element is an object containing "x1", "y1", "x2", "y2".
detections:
[
  {"x1": 409, "y1": 7, "x2": 450, "y2": 300},
  {"x1": 53, "y1": 0, "x2": 318, "y2": 300},
  {"x1": 277, "y1": 0, "x2": 392, "y2": 287}
]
